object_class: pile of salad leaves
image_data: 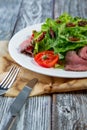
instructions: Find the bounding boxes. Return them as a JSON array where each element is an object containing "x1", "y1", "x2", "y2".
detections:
[{"x1": 33, "y1": 13, "x2": 87, "y2": 59}]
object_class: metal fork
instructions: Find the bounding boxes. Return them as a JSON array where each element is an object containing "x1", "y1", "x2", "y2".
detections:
[{"x1": 0, "y1": 65, "x2": 20, "y2": 95}]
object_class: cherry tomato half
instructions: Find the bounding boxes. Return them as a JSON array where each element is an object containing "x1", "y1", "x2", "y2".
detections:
[{"x1": 34, "y1": 51, "x2": 59, "y2": 68}]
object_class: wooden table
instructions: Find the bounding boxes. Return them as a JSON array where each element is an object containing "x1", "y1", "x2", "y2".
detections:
[{"x1": 0, "y1": 0, "x2": 87, "y2": 130}]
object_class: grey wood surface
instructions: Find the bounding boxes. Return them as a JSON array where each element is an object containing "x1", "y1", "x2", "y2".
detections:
[
  {"x1": 0, "y1": 0, "x2": 53, "y2": 130},
  {"x1": 0, "y1": 0, "x2": 22, "y2": 40},
  {"x1": 0, "y1": 0, "x2": 87, "y2": 130},
  {"x1": 52, "y1": 0, "x2": 87, "y2": 130}
]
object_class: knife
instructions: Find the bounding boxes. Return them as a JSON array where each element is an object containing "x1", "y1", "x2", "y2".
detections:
[{"x1": 2, "y1": 78, "x2": 38, "y2": 130}]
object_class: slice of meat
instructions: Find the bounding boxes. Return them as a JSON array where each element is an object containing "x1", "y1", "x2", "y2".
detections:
[
  {"x1": 78, "y1": 46, "x2": 87, "y2": 60},
  {"x1": 19, "y1": 39, "x2": 31, "y2": 52},
  {"x1": 19, "y1": 35, "x2": 34, "y2": 56},
  {"x1": 65, "y1": 51, "x2": 87, "y2": 71},
  {"x1": 65, "y1": 64, "x2": 87, "y2": 71}
]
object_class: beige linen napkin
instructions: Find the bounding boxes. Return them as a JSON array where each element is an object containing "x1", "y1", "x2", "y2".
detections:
[{"x1": 0, "y1": 41, "x2": 87, "y2": 97}]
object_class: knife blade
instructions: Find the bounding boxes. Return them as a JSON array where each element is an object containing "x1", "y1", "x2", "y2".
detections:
[{"x1": 2, "y1": 78, "x2": 38, "y2": 130}]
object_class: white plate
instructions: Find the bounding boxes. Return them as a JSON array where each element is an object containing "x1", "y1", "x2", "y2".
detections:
[{"x1": 8, "y1": 23, "x2": 87, "y2": 78}]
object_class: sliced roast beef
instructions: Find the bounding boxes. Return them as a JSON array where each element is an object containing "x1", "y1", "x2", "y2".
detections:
[
  {"x1": 19, "y1": 35, "x2": 34, "y2": 56},
  {"x1": 78, "y1": 46, "x2": 87, "y2": 60},
  {"x1": 65, "y1": 64, "x2": 87, "y2": 71},
  {"x1": 65, "y1": 50, "x2": 87, "y2": 71}
]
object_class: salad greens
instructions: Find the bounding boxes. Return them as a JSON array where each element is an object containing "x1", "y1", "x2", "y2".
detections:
[{"x1": 33, "y1": 13, "x2": 87, "y2": 59}]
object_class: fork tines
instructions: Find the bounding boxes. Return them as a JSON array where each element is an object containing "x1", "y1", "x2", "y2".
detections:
[{"x1": 0, "y1": 65, "x2": 20, "y2": 89}]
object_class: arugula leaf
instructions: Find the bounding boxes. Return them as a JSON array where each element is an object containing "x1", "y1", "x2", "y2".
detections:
[{"x1": 33, "y1": 13, "x2": 87, "y2": 59}]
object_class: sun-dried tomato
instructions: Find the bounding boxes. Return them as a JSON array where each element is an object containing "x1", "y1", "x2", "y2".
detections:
[
  {"x1": 68, "y1": 36, "x2": 80, "y2": 41},
  {"x1": 56, "y1": 19, "x2": 62, "y2": 24},
  {"x1": 78, "y1": 21, "x2": 87, "y2": 26},
  {"x1": 36, "y1": 32, "x2": 46, "y2": 42},
  {"x1": 66, "y1": 22, "x2": 76, "y2": 27},
  {"x1": 49, "y1": 27, "x2": 55, "y2": 38}
]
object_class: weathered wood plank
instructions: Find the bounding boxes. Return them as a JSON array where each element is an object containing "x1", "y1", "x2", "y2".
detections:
[
  {"x1": 54, "y1": 0, "x2": 87, "y2": 18},
  {"x1": 0, "y1": 0, "x2": 54, "y2": 130},
  {"x1": 24, "y1": 96, "x2": 51, "y2": 130},
  {"x1": 53, "y1": 0, "x2": 87, "y2": 130},
  {"x1": 12, "y1": 0, "x2": 53, "y2": 130},
  {"x1": 0, "y1": 96, "x2": 51, "y2": 130},
  {"x1": 13, "y1": 0, "x2": 54, "y2": 33},
  {"x1": 0, "y1": 0, "x2": 22, "y2": 40},
  {"x1": 52, "y1": 93, "x2": 87, "y2": 130}
]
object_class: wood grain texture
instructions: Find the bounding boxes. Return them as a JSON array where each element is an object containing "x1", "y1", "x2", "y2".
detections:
[
  {"x1": 12, "y1": 1, "x2": 53, "y2": 129},
  {"x1": 0, "y1": 96, "x2": 51, "y2": 130},
  {"x1": 13, "y1": 0, "x2": 54, "y2": 33},
  {"x1": 52, "y1": 93, "x2": 87, "y2": 130},
  {"x1": 54, "y1": 0, "x2": 87, "y2": 18},
  {"x1": 52, "y1": 0, "x2": 87, "y2": 130},
  {"x1": 0, "y1": 0, "x2": 53, "y2": 130},
  {"x1": 0, "y1": 0, "x2": 22, "y2": 40}
]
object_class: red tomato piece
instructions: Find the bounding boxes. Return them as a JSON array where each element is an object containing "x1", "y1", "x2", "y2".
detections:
[{"x1": 34, "y1": 51, "x2": 59, "y2": 68}]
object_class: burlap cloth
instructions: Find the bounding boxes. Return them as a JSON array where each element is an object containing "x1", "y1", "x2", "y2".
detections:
[{"x1": 0, "y1": 41, "x2": 87, "y2": 97}]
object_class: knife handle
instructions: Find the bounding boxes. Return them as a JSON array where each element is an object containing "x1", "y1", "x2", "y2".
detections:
[
  {"x1": 0, "y1": 112, "x2": 17, "y2": 130},
  {"x1": 5, "y1": 116, "x2": 17, "y2": 130}
]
